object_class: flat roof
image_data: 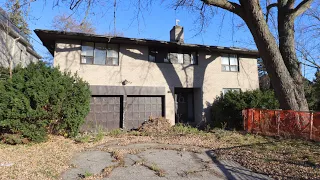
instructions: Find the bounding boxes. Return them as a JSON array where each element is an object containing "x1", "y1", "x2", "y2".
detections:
[{"x1": 34, "y1": 29, "x2": 259, "y2": 57}]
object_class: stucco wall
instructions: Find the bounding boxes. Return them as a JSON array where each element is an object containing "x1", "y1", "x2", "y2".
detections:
[
  {"x1": 0, "y1": 29, "x2": 39, "y2": 68},
  {"x1": 54, "y1": 39, "x2": 259, "y2": 124}
]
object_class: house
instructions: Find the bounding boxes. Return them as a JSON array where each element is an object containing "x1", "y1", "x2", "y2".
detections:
[
  {"x1": 35, "y1": 25, "x2": 259, "y2": 131},
  {"x1": 0, "y1": 8, "x2": 41, "y2": 69}
]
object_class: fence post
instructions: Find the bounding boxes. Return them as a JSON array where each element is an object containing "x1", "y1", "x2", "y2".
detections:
[
  {"x1": 251, "y1": 109, "x2": 254, "y2": 132},
  {"x1": 277, "y1": 111, "x2": 280, "y2": 136},
  {"x1": 243, "y1": 109, "x2": 246, "y2": 131},
  {"x1": 259, "y1": 109, "x2": 262, "y2": 133},
  {"x1": 310, "y1": 112, "x2": 314, "y2": 140}
]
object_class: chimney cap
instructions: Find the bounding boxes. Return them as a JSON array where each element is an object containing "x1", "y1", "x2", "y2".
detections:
[{"x1": 175, "y1": 19, "x2": 180, "y2": 26}]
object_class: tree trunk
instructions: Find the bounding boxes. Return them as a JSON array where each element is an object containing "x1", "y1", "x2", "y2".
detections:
[
  {"x1": 239, "y1": 0, "x2": 309, "y2": 111},
  {"x1": 277, "y1": 3, "x2": 309, "y2": 111}
]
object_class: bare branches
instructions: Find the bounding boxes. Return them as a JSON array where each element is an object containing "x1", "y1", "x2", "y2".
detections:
[
  {"x1": 70, "y1": 0, "x2": 83, "y2": 10},
  {"x1": 266, "y1": 3, "x2": 277, "y2": 23},
  {"x1": 291, "y1": 0, "x2": 314, "y2": 18},
  {"x1": 201, "y1": 0, "x2": 243, "y2": 17}
]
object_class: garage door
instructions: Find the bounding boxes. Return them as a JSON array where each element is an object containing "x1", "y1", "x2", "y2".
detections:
[
  {"x1": 125, "y1": 96, "x2": 163, "y2": 130},
  {"x1": 82, "y1": 96, "x2": 121, "y2": 132}
]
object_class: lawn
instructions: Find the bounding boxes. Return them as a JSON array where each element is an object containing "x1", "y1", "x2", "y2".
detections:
[{"x1": 0, "y1": 124, "x2": 319, "y2": 180}]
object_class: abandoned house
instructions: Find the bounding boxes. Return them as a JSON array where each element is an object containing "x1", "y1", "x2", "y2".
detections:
[
  {"x1": 35, "y1": 25, "x2": 259, "y2": 131},
  {"x1": 0, "y1": 7, "x2": 41, "y2": 69}
]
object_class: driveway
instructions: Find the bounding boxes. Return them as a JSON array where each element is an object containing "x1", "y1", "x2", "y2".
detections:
[{"x1": 61, "y1": 142, "x2": 272, "y2": 180}]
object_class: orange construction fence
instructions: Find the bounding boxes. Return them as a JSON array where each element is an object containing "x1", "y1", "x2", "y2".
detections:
[{"x1": 242, "y1": 108, "x2": 320, "y2": 141}]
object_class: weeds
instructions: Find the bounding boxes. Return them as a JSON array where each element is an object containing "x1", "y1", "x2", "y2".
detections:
[
  {"x1": 170, "y1": 123, "x2": 204, "y2": 135},
  {"x1": 111, "y1": 150, "x2": 124, "y2": 162},
  {"x1": 101, "y1": 149, "x2": 125, "y2": 177},
  {"x1": 84, "y1": 171, "x2": 93, "y2": 177},
  {"x1": 93, "y1": 129, "x2": 105, "y2": 142},
  {"x1": 74, "y1": 134, "x2": 91, "y2": 143},
  {"x1": 108, "y1": 129, "x2": 124, "y2": 137},
  {"x1": 74, "y1": 129, "x2": 107, "y2": 143},
  {"x1": 137, "y1": 161, "x2": 166, "y2": 177}
]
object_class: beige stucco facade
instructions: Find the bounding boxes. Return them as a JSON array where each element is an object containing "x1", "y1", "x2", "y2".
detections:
[
  {"x1": 0, "y1": 17, "x2": 40, "y2": 68},
  {"x1": 54, "y1": 39, "x2": 259, "y2": 125}
]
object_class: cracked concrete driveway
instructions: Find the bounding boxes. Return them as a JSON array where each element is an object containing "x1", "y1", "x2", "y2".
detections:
[{"x1": 61, "y1": 142, "x2": 272, "y2": 180}]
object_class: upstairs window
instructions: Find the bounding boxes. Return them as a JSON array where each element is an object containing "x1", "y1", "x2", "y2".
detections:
[
  {"x1": 148, "y1": 47, "x2": 197, "y2": 65},
  {"x1": 81, "y1": 42, "x2": 94, "y2": 64},
  {"x1": 221, "y1": 54, "x2": 238, "y2": 72},
  {"x1": 222, "y1": 88, "x2": 240, "y2": 95},
  {"x1": 81, "y1": 42, "x2": 119, "y2": 66}
]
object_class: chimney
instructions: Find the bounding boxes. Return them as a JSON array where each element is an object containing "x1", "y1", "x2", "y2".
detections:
[{"x1": 170, "y1": 20, "x2": 184, "y2": 43}]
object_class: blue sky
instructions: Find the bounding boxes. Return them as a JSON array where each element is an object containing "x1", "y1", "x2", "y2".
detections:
[
  {"x1": 0, "y1": 1, "x2": 255, "y2": 57},
  {"x1": 0, "y1": 0, "x2": 317, "y2": 79}
]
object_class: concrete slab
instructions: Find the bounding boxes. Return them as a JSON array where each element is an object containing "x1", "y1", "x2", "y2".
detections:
[
  {"x1": 61, "y1": 143, "x2": 273, "y2": 180},
  {"x1": 61, "y1": 151, "x2": 117, "y2": 180}
]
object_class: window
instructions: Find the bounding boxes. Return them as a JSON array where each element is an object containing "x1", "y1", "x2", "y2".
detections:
[
  {"x1": 222, "y1": 88, "x2": 240, "y2": 95},
  {"x1": 81, "y1": 42, "x2": 119, "y2": 65},
  {"x1": 81, "y1": 42, "x2": 94, "y2": 64},
  {"x1": 148, "y1": 47, "x2": 197, "y2": 65},
  {"x1": 221, "y1": 54, "x2": 238, "y2": 72}
]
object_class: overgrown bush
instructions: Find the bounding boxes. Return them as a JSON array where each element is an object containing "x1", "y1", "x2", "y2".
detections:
[
  {"x1": 0, "y1": 67, "x2": 9, "y2": 80},
  {"x1": 212, "y1": 90, "x2": 279, "y2": 129},
  {"x1": 0, "y1": 62, "x2": 91, "y2": 142}
]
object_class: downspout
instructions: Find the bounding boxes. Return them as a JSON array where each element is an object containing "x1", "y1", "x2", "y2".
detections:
[{"x1": 9, "y1": 36, "x2": 20, "y2": 78}]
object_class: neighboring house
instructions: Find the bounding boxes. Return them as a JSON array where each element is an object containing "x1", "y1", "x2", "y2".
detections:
[
  {"x1": 35, "y1": 25, "x2": 259, "y2": 131},
  {"x1": 0, "y1": 8, "x2": 41, "y2": 69}
]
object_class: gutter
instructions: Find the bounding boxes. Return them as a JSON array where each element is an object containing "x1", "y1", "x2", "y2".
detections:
[{"x1": 0, "y1": 20, "x2": 42, "y2": 59}]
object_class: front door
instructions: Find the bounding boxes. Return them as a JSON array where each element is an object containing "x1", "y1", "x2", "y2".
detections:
[{"x1": 175, "y1": 88, "x2": 194, "y2": 123}]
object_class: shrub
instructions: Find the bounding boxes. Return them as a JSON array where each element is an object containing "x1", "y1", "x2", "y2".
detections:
[
  {"x1": 211, "y1": 90, "x2": 279, "y2": 129},
  {"x1": 0, "y1": 62, "x2": 91, "y2": 142},
  {"x1": 0, "y1": 67, "x2": 9, "y2": 80}
]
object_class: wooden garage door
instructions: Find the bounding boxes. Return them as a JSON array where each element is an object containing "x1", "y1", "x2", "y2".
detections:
[
  {"x1": 125, "y1": 96, "x2": 163, "y2": 130},
  {"x1": 82, "y1": 96, "x2": 121, "y2": 132}
]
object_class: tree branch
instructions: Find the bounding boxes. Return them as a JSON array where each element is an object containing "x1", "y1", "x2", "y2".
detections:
[
  {"x1": 291, "y1": 0, "x2": 314, "y2": 18},
  {"x1": 201, "y1": 0, "x2": 243, "y2": 17},
  {"x1": 266, "y1": 3, "x2": 277, "y2": 23}
]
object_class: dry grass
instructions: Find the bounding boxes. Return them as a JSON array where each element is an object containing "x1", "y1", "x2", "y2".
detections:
[
  {"x1": 1, "y1": 125, "x2": 319, "y2": 180},
  {"x1": 214, "y1": 138, "x2": 320, "y2": 179},
  {"x1": 0, "y1": 135, "x2": 113, "y2": 180}
]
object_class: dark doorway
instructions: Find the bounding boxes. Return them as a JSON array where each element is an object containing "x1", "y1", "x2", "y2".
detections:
[{"x1": 175, "y1": 88, "x2": 194, "y2": 123}]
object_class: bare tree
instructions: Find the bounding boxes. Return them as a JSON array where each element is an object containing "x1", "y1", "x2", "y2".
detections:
[
  {"x1": 5, "y1": 0, "x2": 31, "y2": 36},
  {"x1": 52, "y1": 13, "x2": 96, "y2": 34},
  {"x1": 296, "y1": 1, "x2": 320, "y2": 70},
  {"x1": 170, "y1": 0, "x2": 315, "y2": 111}
]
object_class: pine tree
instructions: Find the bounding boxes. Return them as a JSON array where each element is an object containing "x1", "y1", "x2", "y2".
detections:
[{"x1": 5, "y1": 0, "x2": 31, "y2": 36}]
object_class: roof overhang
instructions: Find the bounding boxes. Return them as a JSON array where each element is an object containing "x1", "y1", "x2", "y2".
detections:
[{"x1": 34, "y1": 29, "x2": 259, "y2": 57}]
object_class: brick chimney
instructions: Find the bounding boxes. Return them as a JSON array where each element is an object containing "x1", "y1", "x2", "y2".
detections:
[{"x1": 170, "y1": 20, "x2": 184, "y2": 43}]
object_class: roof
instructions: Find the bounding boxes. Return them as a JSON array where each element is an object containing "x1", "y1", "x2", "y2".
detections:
[
  {"x1": 0, "y1": 7, "x2": 42, "y2": 59},
  {"x1": 34, "y1": 29, "x2": 259, "y2": 57}
]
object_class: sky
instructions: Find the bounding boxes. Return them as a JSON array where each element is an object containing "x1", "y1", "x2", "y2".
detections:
[
  {"x1": 0, "y1": 0, "x2": 255, "y2": 57},
  {"x1": 0, "y1": 0, "x2": 317, "y2": 79}
]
